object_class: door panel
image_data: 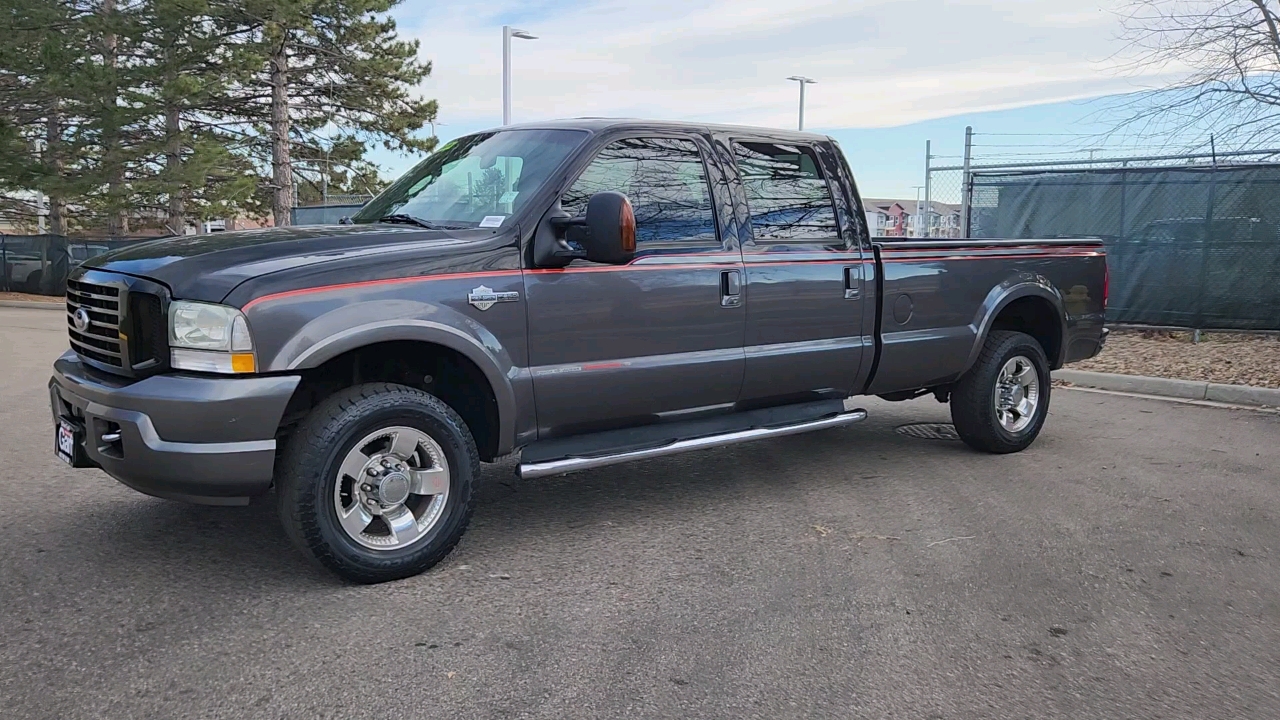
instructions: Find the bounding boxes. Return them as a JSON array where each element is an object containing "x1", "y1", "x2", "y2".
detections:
[
  {"x1": 524, "y1": 135, "x2": 745, "y2": 439},
  {"x1": 728, "y1": 139, "x2": 867, "y2": 402}
]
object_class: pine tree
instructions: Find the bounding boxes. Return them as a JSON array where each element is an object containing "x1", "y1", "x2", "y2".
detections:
[
  {"x1": 129, "y1": 0, "x2": 263, "y2": 233},
  {"x1": 2, "y1": 0, "x2": 436, "y2": 234},
  {"x1": 0, "y1": 0, "x2": 93, "y2": 234},
  {"x1": 233, "y1": 0, "x2": 437, "y2": 225}
]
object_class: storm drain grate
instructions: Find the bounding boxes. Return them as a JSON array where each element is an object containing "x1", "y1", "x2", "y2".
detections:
[{"x1": 896, "y1": 423, "x2": 960, "y2": 441}]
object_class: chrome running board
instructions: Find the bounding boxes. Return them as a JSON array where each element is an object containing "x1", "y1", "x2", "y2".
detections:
[{"x1": 518, "y1": 409, "x2": 867, "y2": 480}]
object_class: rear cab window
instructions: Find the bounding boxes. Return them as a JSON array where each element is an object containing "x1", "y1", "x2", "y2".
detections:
[{"x1": 731, "y1": 141, "x2": 843, "y2": 250}]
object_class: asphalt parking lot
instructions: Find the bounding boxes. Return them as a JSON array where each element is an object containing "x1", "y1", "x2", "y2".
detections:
[{"x1": 2, "y1": 305, "x2": 1279, "y2": 720}]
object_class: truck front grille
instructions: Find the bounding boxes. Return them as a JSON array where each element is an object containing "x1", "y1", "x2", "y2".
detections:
[
  {"x1": 66, "y1": 279, "x2": 123, "y2": 367},
  {"x1": 128, "y1": 292, "x2": 167, "y2": 369}
]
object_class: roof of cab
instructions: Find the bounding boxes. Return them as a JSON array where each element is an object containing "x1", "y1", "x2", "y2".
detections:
[{"x1": 484, "y1": 117, "x2": 833, "y2": 143}]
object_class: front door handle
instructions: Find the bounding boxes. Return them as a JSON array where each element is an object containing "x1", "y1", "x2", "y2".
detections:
[
  {"x1": 721, "y1": 269, "x2": 742, "y2": 307},
  {"x1": 844, "y1": 266, "x2": 861, "y2": 299}
]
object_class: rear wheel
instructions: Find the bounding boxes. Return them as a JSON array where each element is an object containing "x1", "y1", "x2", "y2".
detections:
[
  {"x1": 950, "y1": 330, "x2": 1051, "y2": 454},
  {"x1": 277, "y1": 382, "x2": 478, "y2": 583}
]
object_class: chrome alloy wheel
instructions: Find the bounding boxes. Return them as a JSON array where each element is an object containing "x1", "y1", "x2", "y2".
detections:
[
  {"x1": 333, "y1": 426, "x2": 451, "y2": 551},
  {"x1": 993, "y1": 355, "x2": 1040, "y2": 433}
]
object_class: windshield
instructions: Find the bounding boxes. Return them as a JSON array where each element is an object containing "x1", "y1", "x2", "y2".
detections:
[{"x1": 353, "y1": 129, "x2": 588, "y2": 228}]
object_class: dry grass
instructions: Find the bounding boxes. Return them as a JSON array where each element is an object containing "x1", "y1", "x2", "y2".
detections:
[{"x1": 1075, "y1": 329, "x2": 1280, "y2": 389}]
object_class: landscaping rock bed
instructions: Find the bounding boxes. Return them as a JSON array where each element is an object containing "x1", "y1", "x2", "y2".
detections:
[
  {"x1": 1075, "y1": 328, "x2": 1280, "y2": 389},
  {"x1": 0, "y1": 292, "x2": 61, "y2": 304}
]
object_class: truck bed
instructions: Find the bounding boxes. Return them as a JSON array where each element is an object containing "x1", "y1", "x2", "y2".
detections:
[{"x1": 866, "y1": 237, "x2": 1107, "y2": 396}]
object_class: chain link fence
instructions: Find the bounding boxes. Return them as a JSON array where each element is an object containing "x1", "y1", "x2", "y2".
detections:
[
  {"x1": 926, "y1": 149, "x2": 1280, "y2": 330},
  {"x1": 290, "y1": 204, "x2": 366, "y2": 225}
]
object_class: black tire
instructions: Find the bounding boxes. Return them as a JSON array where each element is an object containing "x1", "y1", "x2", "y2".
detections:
[
  {"x1": 277, "y1": 382, "x2": 479, "y2": 583},
  {"x1": 950, "y1": 330, "x2": 1051, "y2": 454}
]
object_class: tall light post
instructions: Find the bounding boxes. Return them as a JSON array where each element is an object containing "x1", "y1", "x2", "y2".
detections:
[
  {"x1": 502, "y1": 26, "x2": 537, "y2": 126},
  {"x1": 34, "y1": 138, "x2": 46, "y2": 233},
  {"x1": 912, "y1": 185, "x2": 925, "y2": 238},
  {"x1": 786, "y1": 76, "x2": 816, "y2": 131}
]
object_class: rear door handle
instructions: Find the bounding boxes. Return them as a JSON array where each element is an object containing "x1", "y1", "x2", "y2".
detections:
[
  {"x1": 844, "y1": 266, "x2": 861, "y2": 299},
  {"x1": 721, "y1": 269, "x2": 742, "y2": 308}
]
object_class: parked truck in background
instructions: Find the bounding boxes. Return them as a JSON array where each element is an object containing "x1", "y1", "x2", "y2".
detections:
[{"x1": 49, "y1": 119, "x2": 1108, "y2": 582}]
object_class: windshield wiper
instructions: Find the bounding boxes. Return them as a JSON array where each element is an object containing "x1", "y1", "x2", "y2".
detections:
[{"x1": 379, "y1": 213, "x2": 443, "y2": 230}]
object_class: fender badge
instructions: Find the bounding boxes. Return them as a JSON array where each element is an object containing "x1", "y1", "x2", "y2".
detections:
[{"x1": 468, "y1": 285, "x2": 520, "y2": 311}]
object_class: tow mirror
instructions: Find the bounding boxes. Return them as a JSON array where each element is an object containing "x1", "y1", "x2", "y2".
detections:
[{"x1": 548, "y1": 191, "x2": 636, "y2": 265}]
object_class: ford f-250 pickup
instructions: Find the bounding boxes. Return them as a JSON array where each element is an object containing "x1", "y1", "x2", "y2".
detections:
[{"x1": 49, "y1": 119, "x2": 1107, "y2": 582}]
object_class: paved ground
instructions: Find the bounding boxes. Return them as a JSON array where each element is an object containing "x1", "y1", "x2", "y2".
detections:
[{"x1": 2, "y1": 305, "x2": 1279, "y2": 720}]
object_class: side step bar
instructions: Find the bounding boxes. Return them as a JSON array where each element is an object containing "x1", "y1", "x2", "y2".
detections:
[{"x1": 518, "y1": 409, "x2": 867, "y2": 480}]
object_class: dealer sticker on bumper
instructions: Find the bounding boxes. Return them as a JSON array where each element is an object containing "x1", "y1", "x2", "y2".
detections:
[{"x1": 56, "y1": 419, "x2": 76, "y2": 464}]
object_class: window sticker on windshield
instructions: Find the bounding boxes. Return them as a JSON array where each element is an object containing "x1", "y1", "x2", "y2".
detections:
[
  {"x1": 479, "y1": 215, "x2": 506, "y2": 228},
  {"x1": 499, "y1": 191, "x2": 518, "y2": 204}
]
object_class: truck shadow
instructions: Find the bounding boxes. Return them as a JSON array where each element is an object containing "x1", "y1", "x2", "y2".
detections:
[
  {"x1": 85, "y1": 421, "x2": 974, "y2": 587},
  {"x1": 465, "y1": 423, "x2": 973, "y2": 557},
  {"x1": 88, "y1": 491, "x2": 321, "y2": 583}
]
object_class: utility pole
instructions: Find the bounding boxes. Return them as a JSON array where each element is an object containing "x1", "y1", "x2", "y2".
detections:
[
  {"x1": 960, "y1": 126, "x2": 973, "y2": 237},
  {"x1": 786, "y1": 76, "x2": 816, "y2": 131},
  {"x1": 34, "y1": 138, "x2": 47, "y2": 234},
  {"x1": 502, "y1": 26, "x2": 537, "y2": 126},
  {"x1": 923, "y1": 140, "x2": 931, "y2": 239},
  {"x1": 322, "y1": 151, "x2": 329, "y2": 206},
  {"x1": 912, "y1": 186, "x2": 924, "y2": 238}
]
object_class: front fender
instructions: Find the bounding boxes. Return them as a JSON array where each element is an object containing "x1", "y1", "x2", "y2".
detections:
[
  {"x1": 252, "y1": 298, "x2": 519, "y2": 455},
  {"x1": 961, "y1": 275, "x2": 1068, "y2": 374}
]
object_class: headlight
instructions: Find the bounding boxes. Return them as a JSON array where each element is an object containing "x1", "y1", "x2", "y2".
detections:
[{"x1": 168, "y1": 301, "x2": 256, "y2": 373}]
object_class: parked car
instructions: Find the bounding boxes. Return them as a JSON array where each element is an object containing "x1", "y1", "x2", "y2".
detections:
[
  {"x1": 50, "y1": 119, "x2": 1108, "y2": 582},
  {"x1": 5, "y1": 242, "x2": 111, "y2": 293}
]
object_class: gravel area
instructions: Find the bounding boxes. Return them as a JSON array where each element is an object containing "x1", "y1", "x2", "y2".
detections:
[
  {"x1": 0, "y1": 291, "x2": 61, "y2": 303},
  {"x1": 1075, "y1": 328, "x2": 1280, "y2": 389}
]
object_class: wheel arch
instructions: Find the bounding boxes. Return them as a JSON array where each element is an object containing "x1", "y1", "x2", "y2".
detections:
[
  {"x1": 963, "y1": 278, "x2": 1068, "y2": 374},
  {"x1": 279, "y1": 321, "x2": 517, "y2": 460}
]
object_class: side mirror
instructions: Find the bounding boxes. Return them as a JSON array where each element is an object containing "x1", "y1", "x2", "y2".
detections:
[{"x1": 544, "y1": 191, "x2": 636, "y2": 266}]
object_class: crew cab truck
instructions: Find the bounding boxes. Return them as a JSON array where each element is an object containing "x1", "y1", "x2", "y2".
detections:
[{"x1": 50, "y1": 119, "x2": 1107, "y2": 583}]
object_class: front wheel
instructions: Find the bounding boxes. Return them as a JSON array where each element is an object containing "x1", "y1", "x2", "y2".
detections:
[
  {"x1": 277, "y1": 383, "x2": 479, "y2": 583},
  {"x1": 950, "y1": 330, "x2": 1051, "y2": 454}
]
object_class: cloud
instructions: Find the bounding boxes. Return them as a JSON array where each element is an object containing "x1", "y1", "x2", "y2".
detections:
[{"x1": 397, "y1": 0, "x2": 1150, "y2": 132}]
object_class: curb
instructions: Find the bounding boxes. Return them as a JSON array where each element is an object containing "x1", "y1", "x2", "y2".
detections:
[
  {"x1": 0, "y1": 300, "x2": 63, "y2": 311},
  {"x1": 1054, "y1": 369, "x2": 1280, "y2": 408}
]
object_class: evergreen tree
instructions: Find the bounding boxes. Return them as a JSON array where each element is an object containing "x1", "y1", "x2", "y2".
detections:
[
  {"x1": 1, "y1": 0, "x2": 436, "y2": 234},
  {"x1": 0, "y1": 0, "x2": 93, "y2": 234},
  {"x1": 130, "y1": 0, "x2": 263, "y2": 233},
  {"x1": 233, "y1": 0, "x2": 437, "y2": 225}
]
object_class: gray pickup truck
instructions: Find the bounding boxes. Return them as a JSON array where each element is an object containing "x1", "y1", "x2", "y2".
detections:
[{"x1": 50, "y1": 119, "x2": 1107, "y2": 582}]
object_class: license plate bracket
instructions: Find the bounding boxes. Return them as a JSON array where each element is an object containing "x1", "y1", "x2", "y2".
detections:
[{"x1": 56, "y1": 418, "x2": 81, "y2": 465}]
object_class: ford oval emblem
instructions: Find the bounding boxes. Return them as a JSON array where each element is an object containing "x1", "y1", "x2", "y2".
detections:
[{"x1": 72, "y1": 307, "x2": 91, "y2": 332}]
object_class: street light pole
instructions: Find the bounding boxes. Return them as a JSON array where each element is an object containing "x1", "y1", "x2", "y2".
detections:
[
  {"x1": 34, "y1": 138, "x2": 46, "y2": 234},
  {"x1": 786, "y1": 76, "x2": 816, "y2": 131},
  {"x1": 502, "y1": 26, "x2": 537, "y2": 126},
  {"x1": 913, "y1": 186, "x2": 924, "y2": 238}
]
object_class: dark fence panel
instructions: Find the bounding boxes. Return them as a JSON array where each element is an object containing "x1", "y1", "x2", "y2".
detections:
[
  {"x1": 0, "y1": 235, "x2": 155, "y2": 295},
  {"x1": 969, "y1": 164, "x2": 1280, "y2": 330}
]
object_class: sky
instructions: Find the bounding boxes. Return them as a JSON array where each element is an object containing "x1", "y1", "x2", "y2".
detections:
[{"x1": 372, "y1": 0, "x2": 1186, "y2": 198}]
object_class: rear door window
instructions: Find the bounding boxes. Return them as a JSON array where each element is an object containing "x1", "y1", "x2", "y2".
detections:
[{"x1": 732, "y1": 141, "x2": 840, "y2": 244}]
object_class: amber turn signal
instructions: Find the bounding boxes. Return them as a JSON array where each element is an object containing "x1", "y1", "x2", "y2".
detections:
[
  {"x1": 230, "y1": 353, "x2": 257, "y2": 373},
  {"x1": 619, "y1": 198, "x2": 636, "y2": 253}
]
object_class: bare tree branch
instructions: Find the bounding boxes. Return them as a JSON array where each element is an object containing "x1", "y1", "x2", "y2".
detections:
[{"x1": 1111, "y1": 0, "x2": 1280, "y2": 149}]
